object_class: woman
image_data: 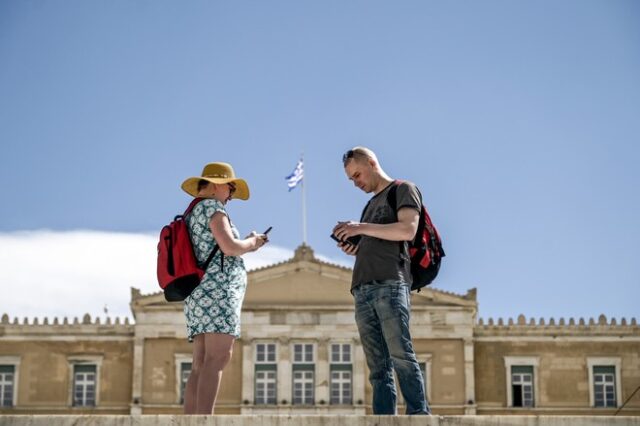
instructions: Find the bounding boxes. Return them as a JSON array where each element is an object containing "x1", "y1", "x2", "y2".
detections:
[{"x1": 180, "y1": 162, "x2": 268, "y2": 414}]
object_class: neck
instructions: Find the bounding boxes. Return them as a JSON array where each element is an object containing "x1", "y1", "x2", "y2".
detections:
[
  {"x1": 198, "y1": 186, "x2": 223, "y2": 203},
  {"x1": 372, "y1": 172, "x2": 394, "y2": 195}
]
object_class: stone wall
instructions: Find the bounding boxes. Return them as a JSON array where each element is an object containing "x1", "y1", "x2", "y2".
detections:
[{"x1": 474, "y1": 314, "x2": 640, "y2": 416}]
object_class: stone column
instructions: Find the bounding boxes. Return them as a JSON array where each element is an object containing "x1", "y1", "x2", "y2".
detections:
[
  {"x1": 241, "y1": 339, "x2": 254, "y2": 414},
  {"x1": 463, "y1": 338, "x2": 476, "y2": 414},
  {"x1": 130, "y1": 335, "x2": 144, "y2": 415},
  {"x1": 353, "y1": 338, "x2": 366, "y2": 413},
  {"x1": 316, "y1": 339, "x2": 330, "y2": 406},
  {"x1": 278, "y1": 337, "x2": 291, "y2": 406}
]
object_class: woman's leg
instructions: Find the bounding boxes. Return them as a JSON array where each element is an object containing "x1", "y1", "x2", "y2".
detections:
[
  {"x1": 195, "y1": 332, "x2": 235, "y2": 414},
  {"x1": 183, "y1": 334, "x2": 205, "y2": 414}
]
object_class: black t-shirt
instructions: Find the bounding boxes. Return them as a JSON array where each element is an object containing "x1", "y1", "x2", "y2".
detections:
[{"x1": 351, "y1": 181, "x2": 422, "y2": 290}]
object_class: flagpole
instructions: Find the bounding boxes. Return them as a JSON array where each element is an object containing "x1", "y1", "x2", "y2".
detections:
[{"x1": 301, "y1": 153, "x2": 307, "y2": 245}]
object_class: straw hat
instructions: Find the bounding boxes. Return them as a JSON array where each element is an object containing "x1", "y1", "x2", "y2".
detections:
[{"x1": 181, "y1": 162, "x2": 250, "y2": 200}]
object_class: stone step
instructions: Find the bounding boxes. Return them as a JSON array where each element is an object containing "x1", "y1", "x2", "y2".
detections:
[{"x1": 1, "y1": 416, "x2": 639, "y2": 426}]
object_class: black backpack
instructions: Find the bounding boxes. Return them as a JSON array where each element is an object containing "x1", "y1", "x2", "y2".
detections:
[{"x1": 387, "y1": 181, "x2": 445, "y2": 292}]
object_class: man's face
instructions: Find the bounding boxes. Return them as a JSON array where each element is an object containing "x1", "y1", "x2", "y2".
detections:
[{"x1": 344, "y1": 159, "x2": 374, "y2": 193}]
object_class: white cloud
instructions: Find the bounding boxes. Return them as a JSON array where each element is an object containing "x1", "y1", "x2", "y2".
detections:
[{"x1": 0, "y1": 230, "x2": 352, "y2": 322}]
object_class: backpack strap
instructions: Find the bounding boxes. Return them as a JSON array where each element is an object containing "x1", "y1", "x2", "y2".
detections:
[
  {"x1": 360, "y1": 180, "x2": 400, "y2": 222},
  {"x1": 387, "y1": 180, "x2": 424, "y2": 230},
  {"x1": 386, "y1": 182, "x2": 405, "y2": 261},
  {"x1": 387, "y1": 181, "x2": 426, "y2": 262},
  {"x1": 183, "y1": 197, "x2": 224, "y2": 271},
  {"x1": 359, "y1": 199, "x2": 372, "y2": 223},
  {"x1": 183, "y1": 197, "x2": 204, "y2": 217},
  {"x1": 387, "y1": 183, "x2": 398, "y2": 221}
]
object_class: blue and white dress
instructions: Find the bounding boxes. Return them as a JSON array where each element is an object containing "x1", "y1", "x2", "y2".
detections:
[{"x1": 184, "y1": 198, "x2": 247, "y2": 340}]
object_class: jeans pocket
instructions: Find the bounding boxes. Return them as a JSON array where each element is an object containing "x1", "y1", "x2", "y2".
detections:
[{"x1": 389, "y1": 285, "x2": 411, "y2": 322}]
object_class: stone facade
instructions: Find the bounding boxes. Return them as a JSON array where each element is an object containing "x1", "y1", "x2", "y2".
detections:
[
  {"x1": 1, "y1": 245, "x2": 638, "y2": 416},
  {"x1": 474, "y1": 316, "x2": 640, "y2": 415}
]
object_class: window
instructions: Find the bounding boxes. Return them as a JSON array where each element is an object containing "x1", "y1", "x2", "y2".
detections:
[
  {"x1": 256, "y1": 343, "x2": 277, "y2": 363},
  {"x1": 179, "y1": 362, "x2": 192, "y2": 404},
  {"x1": 0, "y1": 365, "x2": 15, "y2": 407},
  {"x1": 331, "y1": 343, "x2": 351, "y2": 364},
  {"x1": 174, "y1": 354, "x2": 192, "y2": 405},
  {"x1": 330, "y1": 344, "x2": 352, "y2": 405},
  {"x1": 511, "y1": 366, "x2": 534, "y2": 407},
  {"x1": 73, "y1": 364, "x2": 97, "y2": 407},
  {"x1": 0, "y1": 357, "x2": 19, "y2": 408},
  {"x1": 330, "y1": 370, "x2": 352, "y2": 405},
  {"x1": 504, "y1": 356, "x2": 539, "y2": 408},
  {"x1": 294, "y1": 343, "x2": 314, "y2": 363},
  {"x1": 587, "y1": 357, "x2": 621, "y2": 408},
  {"x1": 293, "y1": 369, "x2": 314, "y2": 405},
  {"x1": 255, "y1": 369, "x2": 277, "y2": 405},
  {"x1": 593, "y1": 366, "x2": 617, "y2": 407},
  {"x1": 292, "y1": 343, "x2": 315, "y2": 405},
  {"x1": 593, "y1": 366, "x2": 616, "y2": 408},
  {"x1": 255, "y1": 343, "x2": 277, "y2": 405}
]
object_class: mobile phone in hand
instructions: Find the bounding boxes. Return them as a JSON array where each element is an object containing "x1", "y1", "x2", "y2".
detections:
[
  {"x1": 330, "y1": 234, "x2": 361, "y2": 246},
  {"x1": 330, "y1": 234, "x2": 343, "y2": 244}
]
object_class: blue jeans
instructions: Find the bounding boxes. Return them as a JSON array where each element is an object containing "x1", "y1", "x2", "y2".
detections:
[{"x1": 353, "y1": 280, "x2": 430, "y2": 415}]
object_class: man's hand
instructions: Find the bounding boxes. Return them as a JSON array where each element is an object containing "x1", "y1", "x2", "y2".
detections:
[
  {"x1": 337, "y1": 240, "x2": 358, "y2": 256},
  {"x1": 332, "y1": 221, "x2": 362, "y2": 241},
  {"x1": 333, "y1": 208, "x2": 419, "y2": 243}
]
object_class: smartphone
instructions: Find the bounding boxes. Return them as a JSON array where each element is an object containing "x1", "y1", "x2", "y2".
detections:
[
  {"x1": 345, "y1": 235, "x2": 361, "y2": 246},
  {"x1": 263, "y1": 226, "x2": 273, "y2": 235},
  {"x1": 330, "y1": 234, "x2": 361, "y2": 246}
]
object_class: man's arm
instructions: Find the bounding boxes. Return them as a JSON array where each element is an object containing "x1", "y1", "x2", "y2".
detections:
[{"x1": 333, "y1": 207, "x2": 419, "y2": 242}]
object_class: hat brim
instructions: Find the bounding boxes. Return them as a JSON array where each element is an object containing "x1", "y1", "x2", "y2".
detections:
[{"x1": 181, "y1": 177, "x2": 250, "y2": 200}]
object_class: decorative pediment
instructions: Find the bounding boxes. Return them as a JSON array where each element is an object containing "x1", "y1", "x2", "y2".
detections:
[
  {"x1": 244, "y1": 244, "x2": 353, "y2": 309},
  {"x1": 130, "y1": 245, "x2": 477, "y2": 315},
  {"x1": 244, "y1": 244, "x2": 476, "y2": 311}
]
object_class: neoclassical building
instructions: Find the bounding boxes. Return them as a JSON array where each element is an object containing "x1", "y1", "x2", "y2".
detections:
[{"x1": 1, "y1": 245, "x2": 639, "y2": 416}]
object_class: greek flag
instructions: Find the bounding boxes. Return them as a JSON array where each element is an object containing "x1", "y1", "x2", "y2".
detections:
[{"x1": 285, "y1": 159, "x2": 304, "y2": 191}]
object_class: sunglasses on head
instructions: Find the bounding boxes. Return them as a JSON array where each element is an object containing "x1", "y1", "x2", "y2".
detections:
[{"x1": 342, "y1": 149, "x2": 355, "y2": 165}]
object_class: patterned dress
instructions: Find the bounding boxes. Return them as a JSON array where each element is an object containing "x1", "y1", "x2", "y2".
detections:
[{"x1": 183, "y1": 198, "x2": 247, "y2": 340}]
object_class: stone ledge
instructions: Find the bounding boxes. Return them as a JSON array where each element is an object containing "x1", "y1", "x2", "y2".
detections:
[{"x1": 1, "y1": 416, "x2": 639, "y2": 426}]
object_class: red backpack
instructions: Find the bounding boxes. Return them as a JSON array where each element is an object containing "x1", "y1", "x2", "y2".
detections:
[
  {"x1": 157, "y1": 198, "x2": 220, "y2": 302},
  {"x1": 387, "y1": 181, "x2": 445, "y2": 292}
]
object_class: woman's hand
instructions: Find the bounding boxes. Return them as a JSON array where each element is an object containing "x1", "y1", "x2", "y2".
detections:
[
  {"x1": 211, "y1": 213, "x2": 268, "y2": 256},
  {"x1": 246, "y1": 231, "x2": 268, "y2": 252}
]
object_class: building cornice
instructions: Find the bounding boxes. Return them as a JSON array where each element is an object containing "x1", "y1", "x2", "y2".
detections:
[
  {"x1": 475, "y1": 314, "x2": 639, "y2": 338},
  {"x1": 0, "y1": 313, "x2": 133, "y2": 338}
]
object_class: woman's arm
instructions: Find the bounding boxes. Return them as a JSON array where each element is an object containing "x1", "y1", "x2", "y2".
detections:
[{"x1": 209, "y1": 211, "x2": 265, "y2": 256}]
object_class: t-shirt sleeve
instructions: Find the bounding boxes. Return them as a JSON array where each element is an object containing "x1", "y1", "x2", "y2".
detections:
[
  {"x1": 395, "y1": 182, "x2": 422, "y2": 214},
  {"x1": 201, "y1": 198, "x2": 227, "y2": 221}
]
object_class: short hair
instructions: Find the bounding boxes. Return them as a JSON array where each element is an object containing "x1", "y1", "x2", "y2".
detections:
[{"x1": 342, "y1": 146, "x2": 377, "y2": 166}]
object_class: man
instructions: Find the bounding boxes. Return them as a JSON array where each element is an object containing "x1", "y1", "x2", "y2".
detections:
[{"x1": 332, "y1": 147, "x2": 429, "y2": 415}]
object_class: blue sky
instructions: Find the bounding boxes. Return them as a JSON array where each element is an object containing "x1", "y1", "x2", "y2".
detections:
[{"x1": 1, "y1": 1, "x2": 639, "y2": 322}]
